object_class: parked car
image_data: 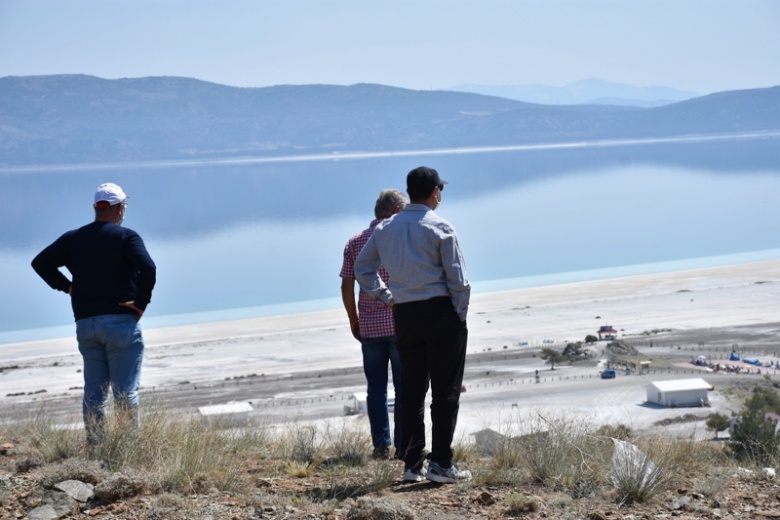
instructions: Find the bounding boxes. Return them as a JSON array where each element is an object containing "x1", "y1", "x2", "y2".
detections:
[{"x1": 600, "y1": 368, "x2": 616, "y2": 379}]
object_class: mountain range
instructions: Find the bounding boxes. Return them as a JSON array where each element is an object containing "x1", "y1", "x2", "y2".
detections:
[
  {"x1": 448, "y1": 78, "x2": 700, "y2": 107},
  {"x1": 0, "y1": 74, "x2": 778, "y2": 167}
]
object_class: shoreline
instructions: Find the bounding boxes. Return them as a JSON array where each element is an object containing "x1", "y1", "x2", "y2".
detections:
[
  {"x1": 5, "y1": 131, "x2": 779, "y2": 174},
  {"x1": 3, "y1": 249, "x2": 780, "y2": 348},
  {"x1": 1, "y1": 257, "x2": 778, "y2": 364},
  {"x1": 0, "y1": 257, "x2": 778, "y2": 438}
]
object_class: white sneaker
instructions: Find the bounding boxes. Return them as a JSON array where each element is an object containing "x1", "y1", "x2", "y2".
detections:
[
  {"x1": 402, "y1": 467, "x2": 427, "y2": 482},
  {"x1": 426, "y1": 461, "x2": 472, "y2": 483}
]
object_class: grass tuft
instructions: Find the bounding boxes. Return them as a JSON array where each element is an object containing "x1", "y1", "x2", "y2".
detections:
[
  {"x1": 520, "y1": 413, "x2": 605, "y2": 496},
  {"x1": 504, "y1": 492, "x2": 541, "y2": 514},
  {"x1": 278, "y1": 423, "x2": 320, "y2": 463},
  {"x1": 324, "y1": 420, "x2": 370, "y2": 467},
  {"x1": 2, "y1": 401, "x2": 764, "y2": 516},
  {"x1": 346, "y1": 496, "x2": 416, "y2": 520},
  {"x1": 16, "y1": 405, "x2": 84, "y2": 463}
]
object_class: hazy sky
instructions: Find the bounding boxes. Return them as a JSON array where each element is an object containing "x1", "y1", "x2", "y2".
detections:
[{"x1": 1, "y1": 1, "x2": 778, "y2": 94}]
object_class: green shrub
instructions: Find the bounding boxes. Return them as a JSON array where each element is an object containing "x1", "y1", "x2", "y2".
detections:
[
  {"x1": 705, "y1": 412, "x2": 731, "y2": 439},
  {"x1": 728, "y1": 409, "x2": 780, "y2": 464}
]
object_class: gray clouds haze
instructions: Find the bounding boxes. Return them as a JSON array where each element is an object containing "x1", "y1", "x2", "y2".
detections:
[{"x1": 1, "y1": 1, "x2": 779, "y2": 94}]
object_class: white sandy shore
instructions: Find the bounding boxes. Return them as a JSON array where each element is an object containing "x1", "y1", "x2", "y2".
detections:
[{"x1": 2, "y1": 259, "x2": 779, "y2": 439}]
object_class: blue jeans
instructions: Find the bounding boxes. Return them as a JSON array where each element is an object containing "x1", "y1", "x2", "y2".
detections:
[
  {"x1": 76, "y1": 314, "x2": 144, "y2": 444},
  {"x1": 361, "y1": 336, "x2": 403, "y2": 450}
]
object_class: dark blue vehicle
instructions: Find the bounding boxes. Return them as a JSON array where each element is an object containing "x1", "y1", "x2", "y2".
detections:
[{"x1": 600, "y1": 368, "x2": 616, "y2": 379}]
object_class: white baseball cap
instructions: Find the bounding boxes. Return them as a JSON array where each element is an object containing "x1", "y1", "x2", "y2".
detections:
[{"x1": 93, "y1": 183, "x2": 128, "y2": 209}]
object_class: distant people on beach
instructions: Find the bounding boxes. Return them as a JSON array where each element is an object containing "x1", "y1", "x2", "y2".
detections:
[
  {"x1": 31, "y1": 183, "x2": 156, "y2": 446},
  {"x1": 355, "y1": 166, "x2": 472, "y2": 484},
  {"x1": 339, "y1": 189, "x2": 407, "y2": 460},
  {"x1": 688, "y1": 354, "x2": 779, "y2": 375}
]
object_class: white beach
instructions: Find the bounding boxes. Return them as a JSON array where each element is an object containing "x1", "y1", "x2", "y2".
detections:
[{"x1": 1, "y1": 258, "x2": 779, "y2": 441}]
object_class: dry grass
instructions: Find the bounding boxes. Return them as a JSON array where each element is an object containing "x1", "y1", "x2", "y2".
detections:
[
  {"x1": 519, "y1": 413, "x2": 606, "y2": 498},
  {"x1": 609, "y1": 428, "x2": 728, "y2": 505},
  {"x1": 276, "y1": 422, "x2": 320, "y2": 463},
  {"x1": 13, "y1": 404, "x2": 84, "y2": 463},
  {"x1": 504, "y1": 492, "x2": 541, "y2": 514},
  {"x1": 4, "y1": 399, "x2": 272, "y2": 496},
  {"x1": 323, "y1": 420, "x2": 371, "y2": 467},
  {"x1": 346, "y1": 496, "x2": 416, "y2": 520},
  {"x1": 0, "y1": 402, "x2": 772, "y2": 518}
]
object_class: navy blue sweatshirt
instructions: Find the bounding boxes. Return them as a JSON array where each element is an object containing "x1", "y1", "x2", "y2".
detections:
[{"x1": 32, "y1": 221, "x2": 157, "y2": 321}]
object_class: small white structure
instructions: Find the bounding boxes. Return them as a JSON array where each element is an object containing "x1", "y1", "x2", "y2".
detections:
[
  {"x1": 198, "y1": 401, "x2": 253, "y2": 417},
  {"x1": 344, "y1": 392, "x2": 368, "y2": 415},
  {"x1": 646, "y1": 378, "x2": 713, "y2": 407}
]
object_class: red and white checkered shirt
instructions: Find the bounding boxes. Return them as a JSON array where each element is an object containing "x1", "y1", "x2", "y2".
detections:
[{"x1": 339, "y1": 219, "x2": 395, "y2": 338}]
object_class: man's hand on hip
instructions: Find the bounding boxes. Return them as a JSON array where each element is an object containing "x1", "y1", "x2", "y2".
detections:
[{"x1": 119, "y1": 301, "x2": 144, "y2": 321}]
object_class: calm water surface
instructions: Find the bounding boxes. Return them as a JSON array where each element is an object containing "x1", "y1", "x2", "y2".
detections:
[{"x1": 2, "y1": 136, "x2": 779, "y2": 343}]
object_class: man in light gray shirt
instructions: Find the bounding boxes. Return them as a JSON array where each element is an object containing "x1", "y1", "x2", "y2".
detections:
[{"x1": 355, "y1": 166, "x2": 471, "y2": 484}]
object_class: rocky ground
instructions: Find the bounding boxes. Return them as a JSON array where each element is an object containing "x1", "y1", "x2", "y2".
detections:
[{"x1": 2, "y1": 446, "x2": 780, "y2": 520}]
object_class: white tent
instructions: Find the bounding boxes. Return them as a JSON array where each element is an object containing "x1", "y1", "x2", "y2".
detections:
[
  {"x1": 198, "y1": 401, "x2": 253, "y2": 416},
  {"x1": 646, "y1": 378, "x2": 712, "y2": 407},
  {"x1": 350, "y1": 392, "x2": 368, "y2": 414}
]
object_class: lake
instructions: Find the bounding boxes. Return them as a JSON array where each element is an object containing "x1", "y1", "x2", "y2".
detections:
[{"x1": 2, "y1": 134, "x2": 779, "y2": 343}]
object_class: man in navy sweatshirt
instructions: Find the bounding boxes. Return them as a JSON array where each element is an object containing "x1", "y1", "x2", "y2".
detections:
[{"x1": 32, "y1": 182, "x2": 156, "y2": 445}]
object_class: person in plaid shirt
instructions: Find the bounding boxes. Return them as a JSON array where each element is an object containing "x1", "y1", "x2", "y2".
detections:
[{"x1": 340, "y1": 189, "x2": 407, "y2": 459}]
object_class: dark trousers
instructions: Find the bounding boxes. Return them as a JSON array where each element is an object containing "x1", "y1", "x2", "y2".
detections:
[{"x1": 393, "y1": 296, "x2": 467, "y2": 470}]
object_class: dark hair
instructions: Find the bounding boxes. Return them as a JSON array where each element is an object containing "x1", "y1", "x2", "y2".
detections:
[{"x1": 406, "y1": 166, "x2": 444, "y2": 201}]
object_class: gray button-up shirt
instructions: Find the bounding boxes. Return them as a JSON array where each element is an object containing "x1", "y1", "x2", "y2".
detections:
[{"x1": 354, "y1": 203, "x2": 470, "y2": 322}]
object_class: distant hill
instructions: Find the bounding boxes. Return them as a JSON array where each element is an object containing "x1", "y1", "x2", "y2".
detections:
[
  {"x1": 448, "y1": 79, "x2": 700, "y2": 107},
  {"x1": 0, "y1": 75, "x2": 778, "y2": 166}
]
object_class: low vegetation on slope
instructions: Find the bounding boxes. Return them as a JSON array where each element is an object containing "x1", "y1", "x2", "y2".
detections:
[{"x1": 3, "y1": 385, "x2": 780, "y2": 519}]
